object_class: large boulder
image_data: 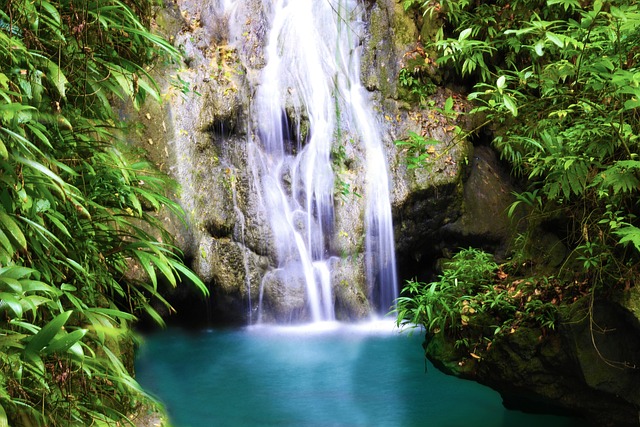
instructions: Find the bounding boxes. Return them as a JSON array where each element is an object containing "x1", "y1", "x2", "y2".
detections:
[{"x1": 424, "y1": 290, "x2": 640, "y2": 427}]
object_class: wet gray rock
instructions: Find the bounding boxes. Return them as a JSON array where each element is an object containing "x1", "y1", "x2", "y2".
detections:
[{"x1": 144, "y1": 1, "x2": 509, "y2": 324}]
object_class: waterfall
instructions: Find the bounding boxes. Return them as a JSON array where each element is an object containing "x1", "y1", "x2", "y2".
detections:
[{"x1": 225, "y1": 0, "x2": 398, "y2": 322}]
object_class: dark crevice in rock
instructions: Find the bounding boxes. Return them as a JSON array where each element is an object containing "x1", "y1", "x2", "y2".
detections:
[{"x1": 204, "y1": 220, "x2": 233, "y2": 239}]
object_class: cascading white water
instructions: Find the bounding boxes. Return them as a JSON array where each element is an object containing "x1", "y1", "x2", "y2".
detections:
[{"x1": 226, "y1": 0, "x2": 398, "y2": 322}]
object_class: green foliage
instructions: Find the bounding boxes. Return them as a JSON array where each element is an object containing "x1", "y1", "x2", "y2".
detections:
[
  {"x1": 395, "y1": 131, "x2": 440, "y2": 169},
  {"x1": 331, "y1": 141, "x2": 361, "y2": 201},
  {"x1": 394, "y1": 96, "x2": 462, "y2": 169},
  {"x1": 396, "y1": 248, "x2": 561, "y2": 353},
  {"x1": 398, "y1": 67, "x2": 436, "y2": 105},
  {"x1": 0, "y1": 0, "x2": 206, "y2": 425},
  {"x1": 400, "y1": 0, "x2": 640, "y2": 291}
]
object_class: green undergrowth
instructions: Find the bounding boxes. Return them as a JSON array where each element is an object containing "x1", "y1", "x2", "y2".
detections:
[
  {"x1": 0, "y1": 0, "x2": 206, "y2": 425},
  {"x1": 396, "y1": 0, "x2": 640, "y2": 355},
  {"x1": 396, "y1": 247, "x2": 591, "y2": 357}
]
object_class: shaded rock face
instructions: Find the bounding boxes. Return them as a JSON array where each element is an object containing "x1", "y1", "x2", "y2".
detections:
[
  {"x1": 425, "y1": 291, "x2": 640, "y2": 427},
  {"x1": 393, "y1": 141, "x2": 520, "y2": 280}
]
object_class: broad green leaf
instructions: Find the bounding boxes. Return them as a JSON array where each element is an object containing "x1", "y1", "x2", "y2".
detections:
[
  {"x1": 0, "y1": 401, "x2": 8, "y2": 427},
  {"x1": 0, "y1": 72, "x2": 8, "y2": 89},
  {"x1": 21, "y1": 295, "x2": 52, "y2": 317},
  {"x1": 23, "y1": 351, "x2": 45, "y2": 376},
  {"x1": 65, "y1": 257, "x2": 87, "y2": 276},
  {"x1": 43, "y1": 329, "x2": 87, "y2": 355},
  {"x1": 593, "y1": 0, "x2": 603, "y2": 14},
  {"x1": 15, "y1": 155, "x2": 66, "y2": 188},
  {"x1": 0, "y1": 136, "x2": 7, "y2": 159},
  {"x1": 459, "y1": 28, "x2": 472, "y2": 41},
  {"x1": 496, "y1": 75, "x2": 506, "y2": 94},
  {"x1": 60, "y1": 283, "x2": 76, "y2": 291},
  {"x1": 534, "y1": 40, "x2": 545, "y2": 57},
  {"x1": 45, "y1": 59, "x2": 68, "y2": 99},
  {"x1": 39, "y1": 0, "x2": 61, "y2": 26},
  {"x1": 136, "y1": 74, "x2": 161, "y2": 102},
  {"x1": 133, "y1": 251, "x2": 157, "y2": 289},
  {"x1": 68, "y1": 341, "x2": 84, "y2": 359},
  {"x1": 25, "y1": 310, "x2": 72, "y2": 354},
  {"x1": 0, "y1": 229, "x2": 12, "y2": 253},
  {"x1": 546, "y1": 32, "x2": 563, "y2": 48},
  {"x1": 0, "y1": 333, "x2": 27, "y2": 350},
  {"x1": 624, "y1": 98, "x2": 640, "y2": 110},
  {"x1": 173, "y1": 261, "x2": 209, "y2": 296},
  {"x1": 150, "y1": 252, "x2": 176, "y2": 287},
  {"x1": 25, "y1": 122, "x2": 53, "y2": 149},
  {"x1": 503, "y1": 94, "x2": 518, "y2": 116},
  {"x1": 0, "y1": 293, "x2": 23, "y2": 318},
  {"x1": 0, "y1": 277, "x2": 22, "y2": 292},
  {"x1": 85, "y1": 307, "x2": 136, "y2": 321},
  {"x1": 0, "y1": 266, "x2": 35, "y2": 280},
  {"x1": 444, "y1": 96, "x2": 454, "y2": 112},
  {"x1": 0, "y1": 210, "x2": 26, "y2": 251}
]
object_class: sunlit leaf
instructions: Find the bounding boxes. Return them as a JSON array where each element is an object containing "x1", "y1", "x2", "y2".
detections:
[{"x1": 503, "y1": 94, "x2": 518, "y2": 116}]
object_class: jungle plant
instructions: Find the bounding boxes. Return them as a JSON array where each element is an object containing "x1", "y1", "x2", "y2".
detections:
[
  {"x1": 394, "y1": 96, "x2": 462, "y2": 169},
  {"x1": 0, "y1": 0, "x2": 206, "y2": 425},
  {"x1": 398, "y1": 67, "x2": 436, "y2": 105},
  {"x1": 395, "y1": 248, "x2": 562, "y2": 353},
  {"x1": 399, "y1": 0, "x2": 640, "y2": 294},
  {"x1": 394, "y1": 131, "x2": 440, "y2": 169}
]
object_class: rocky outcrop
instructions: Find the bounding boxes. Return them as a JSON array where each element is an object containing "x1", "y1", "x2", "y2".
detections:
[{"x1": 425, "y1": 290, "x2": 640, "y2": 427}]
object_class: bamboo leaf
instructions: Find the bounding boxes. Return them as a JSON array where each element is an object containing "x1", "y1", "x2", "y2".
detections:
[
  {"x1": 15, "y1": 155, "x2": 66, "y2": 188},
  {"x1": 25, "y1": 310, "x2": 72, "y2": 355},
  {"x1": 45, "y1": 58, "x2": 68, "y2": 99},
  {"x1": 0, "y1": 229, "x2": 12, "y2": 254},
  {"x1": 43, "y1": 329, "x2": 87, "y2": 355},
  {"x1": 21, "y1": 280, "x2": 61, "y2": 296},
  {"x1": 44, "y1": 212, "x2": 71, "y2": 238},
  {"x1": 0, "y1": 293, "x2": 23, "y2": 318},
  {"x1": 132, "y1": 251, "x2": 157, "y2": 289},
  {"x1": 0, "y1": 266, "x2": 36, "y2": 280},
  {"x1": 0, "y1": 277, "x2": 22, "y2": 293},
  {"x1": 0, "y1": 210, "x2": 26, "y2": 252},
  {"x1": 173, "y1": 261, "x2": 209, "y2": 296}
]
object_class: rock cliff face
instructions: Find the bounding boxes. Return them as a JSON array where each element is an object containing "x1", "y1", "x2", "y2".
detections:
[{"x1": 145, "y1": 0, "x2": 485, "y2": 323}]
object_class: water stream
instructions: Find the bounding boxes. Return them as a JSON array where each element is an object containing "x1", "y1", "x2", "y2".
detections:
[{"x1": 232, "y1": 0, "x2": 397, "y2": 321}]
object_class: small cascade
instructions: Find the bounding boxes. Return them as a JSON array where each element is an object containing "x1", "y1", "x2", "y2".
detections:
[
  {"x1": 223, "y1": 0, "x2": 398, "y2": 322},
  {"x1": 253, "y1": 0, "x2": 339, "y2": 322}
]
